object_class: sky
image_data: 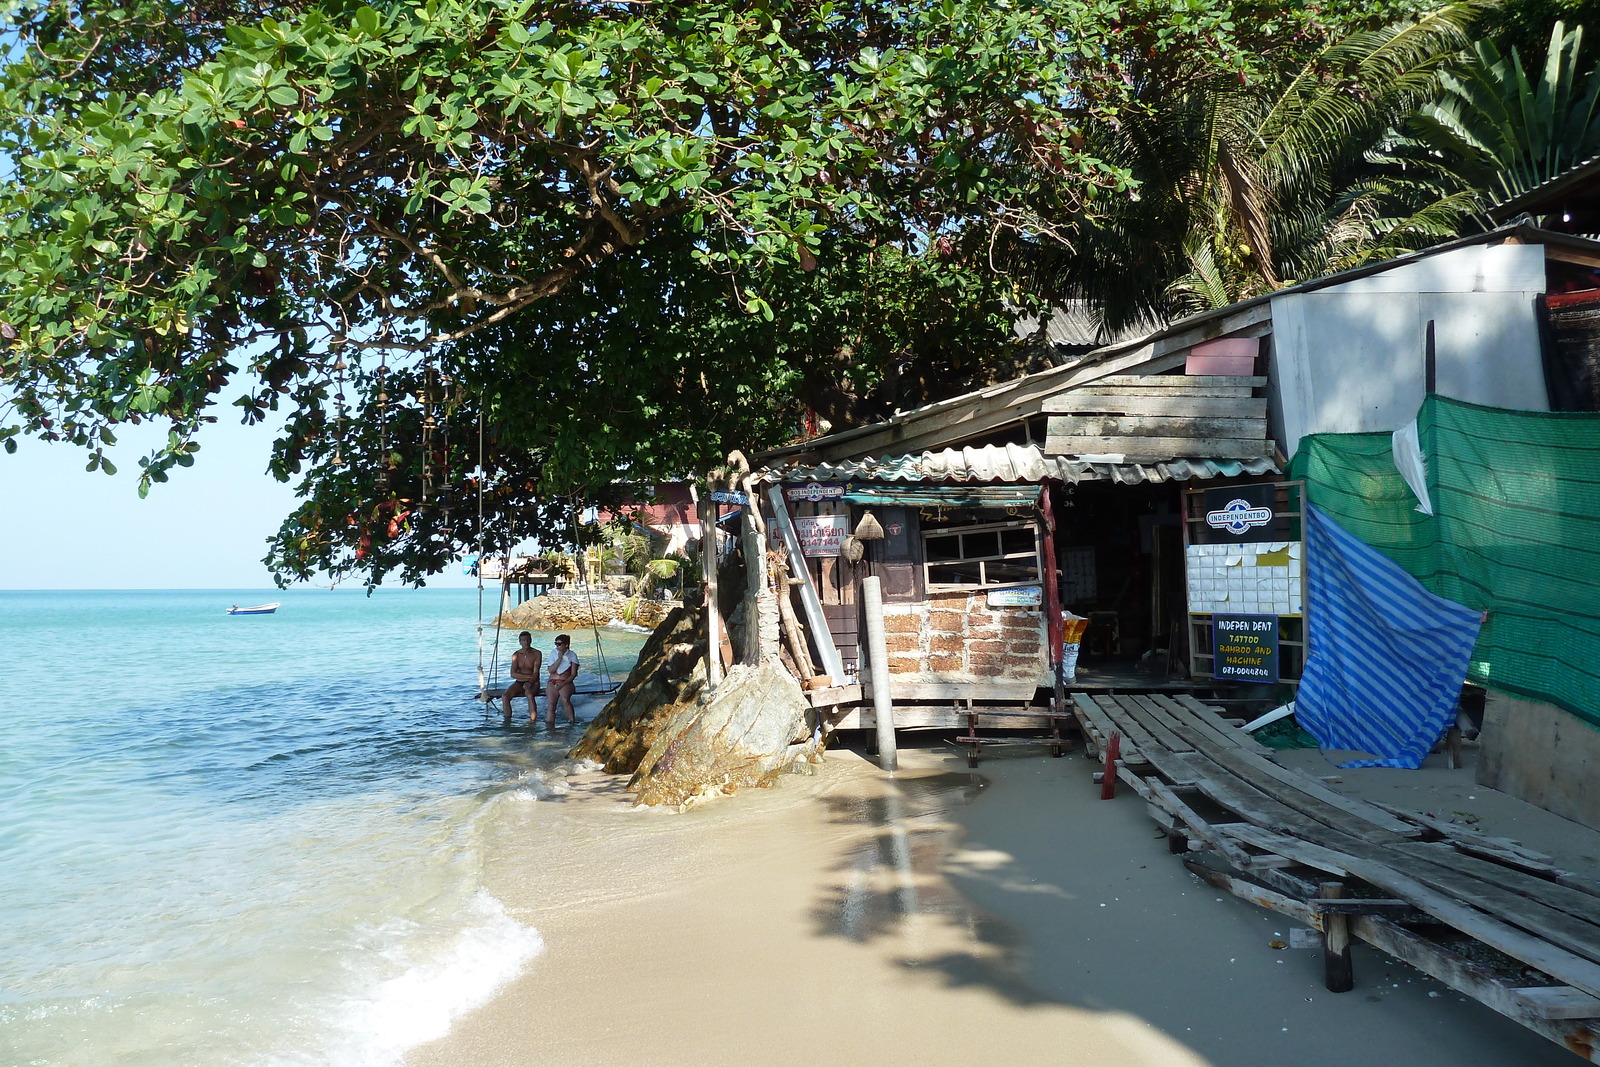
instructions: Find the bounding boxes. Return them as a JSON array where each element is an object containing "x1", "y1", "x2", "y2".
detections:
[{"x1": 1, "y1": 411, "x2": 481, "y2": 591}]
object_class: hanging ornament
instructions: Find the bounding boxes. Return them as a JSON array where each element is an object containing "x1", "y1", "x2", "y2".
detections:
[
  {"x1": 374, "y1": 362, "x2": 392, "y2": 490},
  {"x1": 854, "y1": 510, "x2": 884, "y2": 540},
  {"x1": 419, "y1": 365, "x2": 436, "y2": 504},
  {"x1": 331, "y1": 357, "x2": 348, "y2": 467},
  {"x1": 437, "y1": 373, "x2": 455, "y2": 539}
]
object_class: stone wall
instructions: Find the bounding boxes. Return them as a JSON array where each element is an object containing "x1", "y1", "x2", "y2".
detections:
[
  {"x1": 881, "y1": 589, "x2": 1045, "y2": 681},
  {"x1": 495, "y1": 587, "x2": 678, "y2": 631}
]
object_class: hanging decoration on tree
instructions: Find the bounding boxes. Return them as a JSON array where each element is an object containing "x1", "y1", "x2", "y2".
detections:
[
  {"x1": 374, "y1": 362, "x2": 391, "y2": 490},
  {"x1": 331, "y1": 356, "x2": 348, "y2": 468}
]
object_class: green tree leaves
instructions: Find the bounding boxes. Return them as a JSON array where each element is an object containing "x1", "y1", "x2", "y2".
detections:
[{"x1": 0, "y1": 0, "x2": 1272, "y2": 583}]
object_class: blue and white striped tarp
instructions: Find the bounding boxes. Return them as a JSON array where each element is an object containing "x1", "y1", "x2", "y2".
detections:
[{"x1": 1296, "y1": 504, "x2": 1483, "y2": 769}]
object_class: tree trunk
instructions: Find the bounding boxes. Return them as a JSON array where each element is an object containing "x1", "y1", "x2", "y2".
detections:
[
  {"x1": 570, "y1": 599, "x2": 708, "y2": 774},
  {"x1": 570, "y1": 540, "x2": 816, "y2": 806}
]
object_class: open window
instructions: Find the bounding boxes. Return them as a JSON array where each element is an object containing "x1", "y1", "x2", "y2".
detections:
[{"x1": 923, "y1": 519, "x2": 1041, "y2": 590}]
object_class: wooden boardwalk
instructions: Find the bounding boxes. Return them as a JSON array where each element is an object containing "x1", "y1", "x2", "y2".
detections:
[{"x1": 1071, "y1": 691, "x2": 1600, "y2": 1060}]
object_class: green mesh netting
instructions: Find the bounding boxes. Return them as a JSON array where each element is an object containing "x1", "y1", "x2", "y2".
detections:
[
  {"x1": 1288, "y1": 395, "x2": 1600, "y2": 727},
  {"x1": 1252, "y1": 716, "x2": 1321, "y2": 750}
]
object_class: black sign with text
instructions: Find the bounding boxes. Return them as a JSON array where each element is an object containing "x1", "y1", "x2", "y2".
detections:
[
  {"x1": 1199, "y1": 484, "x2": 1279, "y2": 544},
  {"x1": 1212, "y1": 613, "x2": 1279, "y2": 683}
]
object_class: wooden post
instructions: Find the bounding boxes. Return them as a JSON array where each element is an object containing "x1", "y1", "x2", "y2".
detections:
[
  {"x1": 1101, "y1": 731, "x2": 1120, "y2": 799},
  {"x1": 1320, "y1": 881, "x2": 1355, "y2": 992},
  {"x1": 766, "y1": 486, "x2": 846, "y2": 682},
  {"x1": 772, "y1": 555, "x2": 816, "y2": 679},
  {"x1": 701, "y1": 491, "x2": 723, "y2": 688},
  {"x1": 862, "y1": 575, "x2": 898, "y2": 772},
  {"x1": 1039, "y1": 483, "x2": 1067, "y2": 753},
  {"x1": 738, "y1": 472, "x2": 779, "y2": 664}
]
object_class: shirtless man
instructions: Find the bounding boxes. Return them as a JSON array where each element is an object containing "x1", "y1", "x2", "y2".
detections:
[
  {"x1": 501, "y1": 631, "x2": 543, "y2": 725},
  {"x1": 544, "y1": 634, "x2": 580, "y2": 728}
]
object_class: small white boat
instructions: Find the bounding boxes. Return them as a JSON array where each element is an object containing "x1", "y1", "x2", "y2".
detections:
[{"x1": 227, "y1": 603, "x2": 280, "y2": 616}]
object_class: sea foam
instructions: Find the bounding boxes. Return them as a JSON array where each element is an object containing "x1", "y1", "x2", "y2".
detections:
[{"x1": 272, "y1": 891, "x2": 542, "y2": 1067}]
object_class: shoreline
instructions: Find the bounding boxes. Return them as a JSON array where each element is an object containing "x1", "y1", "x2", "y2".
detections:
[{"x1": 410, "y1": 739, "x2": 1577, "y2": 1066}]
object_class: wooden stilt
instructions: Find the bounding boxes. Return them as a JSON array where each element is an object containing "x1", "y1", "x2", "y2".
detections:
[
  {"x1": 1320, "y1": 881, "x2": 1355, "y2": 992},
  {"x1": 1102, "y1": 731, "x2": 1121, "y2": 799},
  {"x1": 701, "y1": 493, "x2": 722, "y2": 688},
  {"x1": 861, "y1": 576, "x2": 898, "y2": 772}
]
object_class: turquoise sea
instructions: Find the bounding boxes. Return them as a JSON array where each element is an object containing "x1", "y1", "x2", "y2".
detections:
[{"x1": 0, "y1": 588, "x2": 646, "y2": 1066}]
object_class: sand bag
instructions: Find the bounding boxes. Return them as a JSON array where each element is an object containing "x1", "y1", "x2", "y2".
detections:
[{"x1": 1061, "y1": 612, "x2": 1088, "y2": 683}]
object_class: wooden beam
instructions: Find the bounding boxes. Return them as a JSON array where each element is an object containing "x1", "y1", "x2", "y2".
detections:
[
  {"x1": 1047, "y1": 414, "x2": 1268, "y2": 440},
  {"x1": 1085, "y1": 694, "x2": 1169, "y2": 755},
  {"x1": 1219, "y1": 826, "x2": 1600, "y2": 999},
  {"x1": 834, "y1": 706, "x2": 1057, "y2": 729},
  {"x1": 1070, "y1": 692, "x2": 1145, "y2": 763},
  {"x1": 1043, "y1": 394, "x2": 1269, "y2": 418},
  {"x1": 1043, "y1": 435, "x2": 1275, "y2": 460},
  {"x1": 1159, "y1": 695, "x2": 1281, "y2": 760},
  {"x1": 1148, "y1": 697, "x2": 1418, "y2": 836},
  {"x1": 805, "y1": 683, "x2": 861, "y2": 708},
  {"x1": 1511, "y1": 986, "x2": 1600, "y2": 1020},
  {"x1": 1094, "y1": 374, "x2": 1268, "y2": 391},
  {"x1": 1545, "y1": 246, "x2": 1600, "y2": 270},
  {"x1": 701, "y1": 494, "x2": 723, "y2": 687},
  {"x1": 1373, "y1": 801, "x2": 1600, "y2": 894},
  {"x1": 859, "y1": 678, "x2": 1041, "y2": 701},
  {"x1": 766, "y1": 487, "x2": 846, "y2": 682},
  {"x1": 1184, "y1": 857, "x2": 1320, "y2": 925}
]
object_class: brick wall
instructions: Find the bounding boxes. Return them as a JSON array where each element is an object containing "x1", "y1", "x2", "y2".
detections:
[{"x1": 881, "y1": 589, "x2": 1045, "y2": 680}]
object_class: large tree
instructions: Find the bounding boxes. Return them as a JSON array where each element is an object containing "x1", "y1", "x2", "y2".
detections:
[{"x1": 1, "y1": 0, "x2": 1262, "y2": 583}]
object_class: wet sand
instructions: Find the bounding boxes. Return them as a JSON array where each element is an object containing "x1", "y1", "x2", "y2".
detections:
[{"x1": 410, "y1": 738, "x2": 1579, "y2": 1067}]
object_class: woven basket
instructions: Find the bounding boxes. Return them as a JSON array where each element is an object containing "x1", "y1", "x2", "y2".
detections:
[{"x1": 854, "y1": 510, "x2": 884, "y2": 540}]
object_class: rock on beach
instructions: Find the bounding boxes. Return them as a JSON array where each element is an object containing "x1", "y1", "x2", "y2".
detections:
[{"x1": 495, "y1": 587, "x2": 677, "y2": 631}]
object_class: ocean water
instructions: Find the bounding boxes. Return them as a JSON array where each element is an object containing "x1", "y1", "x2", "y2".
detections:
[{"x1": 0, "y1": 588, "x2": 646, "y2": 1067}]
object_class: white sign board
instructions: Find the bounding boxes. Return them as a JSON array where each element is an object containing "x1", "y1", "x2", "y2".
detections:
[
  {"x1": 795, "y1": 514, "x2": 850, "y2": 557},
  {"x1": 786, "y1": 482, "x2": 846, "y2": 502},
  {"x1": 987, "y1": 586, "x2": 1042, "y2": 607}
]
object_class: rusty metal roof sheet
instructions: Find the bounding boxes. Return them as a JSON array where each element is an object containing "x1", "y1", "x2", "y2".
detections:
[{"x1": 764, "y1": 443, "x2": 1277, "y2": 487}]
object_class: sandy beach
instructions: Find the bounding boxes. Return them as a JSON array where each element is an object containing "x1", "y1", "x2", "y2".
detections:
[{"x1": 410, "y1": 737, "x2": 1585, "y2": 1067}]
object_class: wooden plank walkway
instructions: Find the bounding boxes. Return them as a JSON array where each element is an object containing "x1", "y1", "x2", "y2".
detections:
[{"x1": 1069, "y1": 691, "x2": 1600, "y2": 1059}]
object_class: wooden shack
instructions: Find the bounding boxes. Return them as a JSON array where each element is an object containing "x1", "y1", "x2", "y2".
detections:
[{"x1": 754, "y1": 351, "x2": 1281, "y2": 743}]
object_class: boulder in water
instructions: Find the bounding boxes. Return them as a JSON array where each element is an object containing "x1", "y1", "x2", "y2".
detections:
[
  {"x1": 570, "y1": 602, "x2": 706, "y2": 775},
  {"x1": 628, "y1": 662, "x2": 811, "y2": 809}
]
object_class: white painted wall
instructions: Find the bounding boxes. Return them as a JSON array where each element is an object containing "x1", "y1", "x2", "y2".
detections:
[{"x1": 1270, "y1": 243, "x2": 1550, "y2": 454}]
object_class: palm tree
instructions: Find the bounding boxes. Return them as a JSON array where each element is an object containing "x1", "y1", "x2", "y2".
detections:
[
  {"x1": 1001, "y1": 4, "x2": 1483, "y2": 327},
  {"x1": 1406, "y1": 21, "x2": 1600, "y2": 208}
]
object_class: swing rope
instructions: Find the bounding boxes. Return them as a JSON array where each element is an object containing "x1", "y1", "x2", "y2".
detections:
[{"x1": 572, "y1": 495, "x2": 614, "y2": 690}]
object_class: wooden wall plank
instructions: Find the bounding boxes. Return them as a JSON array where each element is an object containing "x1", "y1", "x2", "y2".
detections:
[
  {"x1": 1047, "y1": 414, "x2": 1268, "y2": 440},
  {"x1": 1096, "y1": 374, "x2": 1267, "y2": 390},
  {"x1": 859, "y1": 678, "x2": 1042, "y2": 701},
  {"x1": 1044, "y1": 435, "x2": 1275, "y2": 459},
  {"x1": 1043, "y1": 394, "x2": 1269, "y2": 418},
  {"x1": 835, "y1": 706, "x2": 1055, "y2": 729}
]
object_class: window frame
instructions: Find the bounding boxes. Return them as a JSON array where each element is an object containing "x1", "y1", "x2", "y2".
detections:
[{"x1": 921, "y1": 518, "x2": 1042, "y2": 591}]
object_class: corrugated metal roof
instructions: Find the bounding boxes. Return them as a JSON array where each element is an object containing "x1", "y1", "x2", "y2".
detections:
[
  {"x1": 760, "y1": 222, "x2": 1600, "y2": 466},
  {"x1": 765, "y1": 443, "x2": 1277, "y2": 487},
  {"x1": 1488, "y1": 154, "x2": 1600, "y2": 222}
]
